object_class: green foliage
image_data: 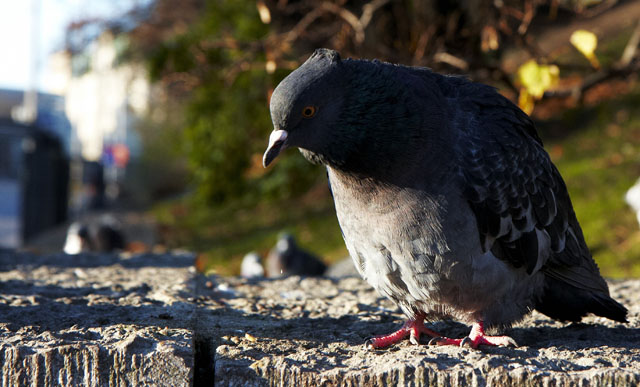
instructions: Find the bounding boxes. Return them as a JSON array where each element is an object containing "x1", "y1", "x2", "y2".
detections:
[
  {"x1": 131, "y1": 105, "x2": 190, "y2": 201},
  {"x1": 128, "y1": 0, "x2": 640, "y2": 278},
  {"x1": 540, "y1": 86, "x2": 640, "y2": 278},
  {"x1": 130, "y1": 0, "x2": 639, "y2": 208},
  {"x1": 142, "y1": 0, "x2": 320, "y2": 205}
]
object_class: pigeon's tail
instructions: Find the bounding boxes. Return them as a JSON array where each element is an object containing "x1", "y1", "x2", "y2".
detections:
[{"x1": 535, "y1": 275, "x2": 628, "y2": 323}]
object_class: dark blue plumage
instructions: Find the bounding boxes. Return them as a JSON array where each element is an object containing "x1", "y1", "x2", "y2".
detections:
[{"x1": 263, "y1": 49, "x2": 627, "y2": 348}]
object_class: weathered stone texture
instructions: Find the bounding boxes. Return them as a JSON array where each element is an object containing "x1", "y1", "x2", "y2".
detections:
[
  {"x1": 0, "y1": 252, "x2": 195, "y2": 387},
  {"x1": 1, "y1": 251, "x2": 639, "y2": 386},
  {"x1": 204, "y1": 275, "x2": 640, "y2": 387}
]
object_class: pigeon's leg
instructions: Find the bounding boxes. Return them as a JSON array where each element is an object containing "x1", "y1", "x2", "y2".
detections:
[
  {"x1": 428, "y1": 321, "x2": 517, "y2": 348},
  {"x1": 365, "y1": 315, "x2": 441, "y2": 349}
]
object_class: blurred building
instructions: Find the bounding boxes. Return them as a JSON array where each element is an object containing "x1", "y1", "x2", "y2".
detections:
[
  {"x1": 0, "y1": 87, "x2": 72, "y2": 249},
  {"x1": 52, "y1": 31, "x2": 147, "y2": 162},
  {"x1": 0, "y1": 119, "x2": 68, "y2": 248},
  {"x1": 48, "y1": 30, "x2": 149, "y2": 209},
  {"x1": 0, "y1": 88, "x2": 72, "y2": 154}
]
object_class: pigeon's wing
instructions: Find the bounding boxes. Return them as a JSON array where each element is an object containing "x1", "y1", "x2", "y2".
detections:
[{"x1": 455, "y1": 84, "x2": 609, "y2": 294}]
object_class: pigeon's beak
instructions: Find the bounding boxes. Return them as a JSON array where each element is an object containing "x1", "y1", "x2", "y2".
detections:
[{"x1": 263, "y1": 129, "x2": 288, "y2": 167}]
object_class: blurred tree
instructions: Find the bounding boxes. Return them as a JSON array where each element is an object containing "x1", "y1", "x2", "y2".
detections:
[
  {"x1": 125, "y1": 0, "x2": 326, "y2": 204},
  {"x1": 93, "y1": 0, "x2": 639, "y2": 205}
]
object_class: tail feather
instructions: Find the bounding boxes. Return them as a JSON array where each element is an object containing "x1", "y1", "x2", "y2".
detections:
[{"x1": 535, "y1": 275, "x2": 627, "y2": 323}]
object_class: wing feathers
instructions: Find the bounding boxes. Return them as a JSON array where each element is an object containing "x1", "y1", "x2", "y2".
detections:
[
  {"x1": 449, "y1": 81, "x2": 626, "y2": 323},
  {"x1": 457, "y1": 88, "x2": 596, "y2": 284}
]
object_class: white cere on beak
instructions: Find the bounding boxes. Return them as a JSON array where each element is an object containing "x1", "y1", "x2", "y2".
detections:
[
  {"x1": 263, "y1": 129, "x2": 290, "y2": 167},
  {"x1": 268, "y1": 130, "x2": 288, "y2": 149}
]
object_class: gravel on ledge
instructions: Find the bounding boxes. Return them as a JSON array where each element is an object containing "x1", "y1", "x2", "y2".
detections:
[
  {"x1": 0, "y1": 250, "x2": 638, "y2": 386},
  {"x1": 0, "y1": 251, "x2": 196, "y2": 387},
  {"x1": 200, "y1": 274, "x2": 640, "y2": 386}
]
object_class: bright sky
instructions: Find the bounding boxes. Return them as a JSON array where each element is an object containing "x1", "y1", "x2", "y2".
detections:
[{"x1": 0, "y1": 0, "x2": 141, "y2": 93}]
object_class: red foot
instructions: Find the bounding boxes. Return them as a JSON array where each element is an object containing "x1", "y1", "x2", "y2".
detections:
[
  {"x1": 429, "y1": 321, "x2": 517, "y2": 348},
  {"x1": 366, "y1": 316, "x2": 441, "y2": 349}
]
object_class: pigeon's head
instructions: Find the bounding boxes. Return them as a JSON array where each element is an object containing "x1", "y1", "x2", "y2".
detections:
[
  {"x1": 264, "y1": 48, "x2": 438, "y2": 174},
  {"x1": 263, "y1": 48, "x2": 347, "y2": 168},
  {"x1": 276, "y1": 232, "x2": 296, "y2": 253},
  {"x1": 63, "y1": 222, "x2": 90, "y2": 255}
]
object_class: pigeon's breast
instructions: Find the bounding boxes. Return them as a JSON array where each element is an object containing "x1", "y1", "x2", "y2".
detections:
[
  {"x1": 327, "y1": 167, "x2": 542, "y2": 324},
  {"x1": 327, "y1": 169, "x2": 460, "y2": 304}
]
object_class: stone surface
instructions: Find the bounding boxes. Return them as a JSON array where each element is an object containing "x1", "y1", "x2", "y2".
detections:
[
  {"x1": 203, "y1": 275, "x2": 640, "y2": 386},
  {"x1": 0, "y1": 251, "x2": 195, "y2": 387},
  {"x1": 1, "y1": 250, "x2": 639, "y2": 386}
]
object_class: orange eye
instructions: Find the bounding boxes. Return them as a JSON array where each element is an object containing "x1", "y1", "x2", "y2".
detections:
[{"x1": 302, "y1": 106, "x2": 316, "y2": 118}]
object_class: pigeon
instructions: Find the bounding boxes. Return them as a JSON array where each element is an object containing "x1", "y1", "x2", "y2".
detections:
[
  {"x1": 63, "y1": 217, "x2": 126, "y2": 254},
  {"x1": 63, "y1": 222, "x2": 91, "y2": 254},
  {"x1": 266, "y1": 233, "x2": 327, "y2": 278},
  {"x1": 262, "y1": 49, "x2": 627, "y2": 349},
  {"x1": 241, "y1": 252, "x2": 265, "y2": 278},
  {"x1": 625, "y1": 178, "x2": 640, "y2": 228}
]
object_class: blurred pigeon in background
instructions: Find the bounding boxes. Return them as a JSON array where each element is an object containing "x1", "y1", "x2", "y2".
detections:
[
  {"x1": 263, "y1": 49, "x2": 627, "y2": 349},
  {"x1": 241, "y1": 251, "x2": 265, "y2": 278},
  {"x1": 63, "y1": 216, "x2": 126, "y2": 254},
  {"x1": 266, "y1": 233, "x2": 327, "y2": 278},
  {"x1": 63, "y1": 222, "x2": 91, "y2": 254},
  {"x1": 625, "y1": 178, "x2": 640, "y2": 228}
]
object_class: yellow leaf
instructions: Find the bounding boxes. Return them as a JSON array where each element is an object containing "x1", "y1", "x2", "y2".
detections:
[
  {"x1": 518, "y1": 88, "x2": 535, "y2": 115},
  {"x1": 265, "y1": 60, "x2": 276, "y2": 74},
  {"x1": 516, "y1": 60, "x2": 560, "y2": 99},
  {"x1": 570, "y1": 30, "x2": 600, "y2": 69},
  {"x1": 256, "y1": 1, "x2": 271, "y2": 24}
]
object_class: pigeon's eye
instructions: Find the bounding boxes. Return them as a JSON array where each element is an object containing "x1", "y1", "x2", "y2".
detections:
[{"x1": 302, "y1": 106, "x2": 316, "y2": 118}]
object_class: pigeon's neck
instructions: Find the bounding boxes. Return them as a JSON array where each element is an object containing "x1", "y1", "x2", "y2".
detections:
[
  {"x1": 299, "y1": 59, "x2": 458, "y2": 183},
  {"x1": 326, "y1": 143, "x2": 456, "y2": 194},
  {"x1": 321, "y1": 113, "x2": 456, "y2": 186},
  {"x1": 329, "y1": 60, "x2": 456, "y2": 180},
  {"x1": 327, "y1": 166, "x2": 399, "y2": 203}
]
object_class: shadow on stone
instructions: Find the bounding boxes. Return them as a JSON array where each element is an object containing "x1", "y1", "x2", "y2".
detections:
[
  {"x1": 0, "y1": 252, "x2": 195, "y2": 386},
  {"x1": 0, "y1": 251, "x2": 194, "y2": 269},
  {"x1": 203, "y1": 274, "x2": 640, "y2": 386}
]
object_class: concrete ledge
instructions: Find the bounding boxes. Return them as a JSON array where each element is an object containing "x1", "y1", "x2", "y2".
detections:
[
  {"x1": 0, "y1": 251, "x2": 195, "y2": 386},
  {"x1": 1, "y1": 251, "x2": 639, "y2": 386},
  {"x1": 201, "y1": 275, "x2": 640, "y2": 386}
]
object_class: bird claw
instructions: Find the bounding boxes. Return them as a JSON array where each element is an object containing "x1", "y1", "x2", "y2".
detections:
[
  {"x1": 426, "y1": 322, "x2": 518, "y2": 349},
  {"x1": 460, "y1": 337, "x2": 474, "y2": 348},
  {"x1": 364, "y1": 337, "x2": 376, "y2": 350},
  {"x1": 498, "y1": 336, "x2": 518, "y2": 348},
  {"x1": 363, "y1": 316, "x2": 440, "y2": 348},
  {"x1": 427, "y1": 337, "x2": 446, "y2": 346}
]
